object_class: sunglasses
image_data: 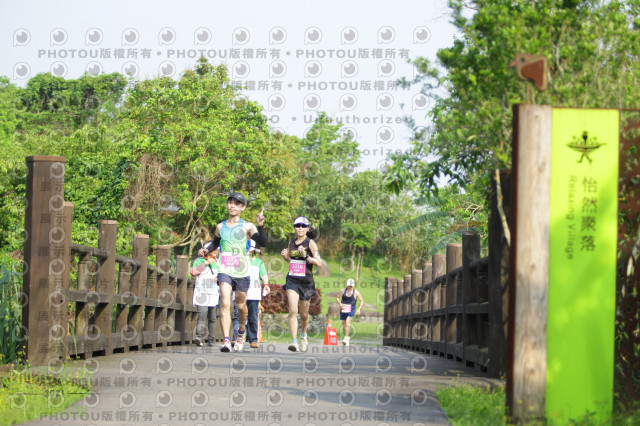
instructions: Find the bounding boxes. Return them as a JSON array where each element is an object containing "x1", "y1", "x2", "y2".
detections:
[{"x1": 294, "y1": 224, "x2": 309, "y2": 228}]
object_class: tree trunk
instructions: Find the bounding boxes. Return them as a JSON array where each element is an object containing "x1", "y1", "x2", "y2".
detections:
[
  {"x1": 350, "y1": 245, "x2": 356, "y2": 271},
  {"x1": 356, "y1": 250, "x2": 363, "y2": 284}
]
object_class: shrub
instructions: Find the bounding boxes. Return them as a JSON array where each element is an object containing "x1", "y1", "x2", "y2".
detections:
[{"x1": 261, "y1": 284, "x2": 322, "y2": 315}]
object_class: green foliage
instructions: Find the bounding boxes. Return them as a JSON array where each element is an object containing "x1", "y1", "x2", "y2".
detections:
[
  {"x1": 0, "y1": 363, "x2": 90, "y2": 424},
  {"x1": 388, "y1": 0, "x2": 640, "y2": 196},
  {"x1": 437, "y1": 383, "x2": 640, "y2": 425},
  {"x1": 0, "y1": 254, "x2": 23, "y2": 364},
  {"x1": 0, "y1": 59, "x2": 304, "y2": 259},
  {"x1": 436, "y1": 384, "x2": 507, "y2": 426}
]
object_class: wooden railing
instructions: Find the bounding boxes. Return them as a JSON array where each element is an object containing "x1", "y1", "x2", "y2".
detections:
[
  {"x1": 23, "y1": 156, "x2": 198, "y2": 365},
  {"x1": 383, "y1": 170, "x2": 511, "y2": 377}
]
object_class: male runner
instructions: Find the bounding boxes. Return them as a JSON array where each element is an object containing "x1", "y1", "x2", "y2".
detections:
[{"x1": 201, "y1": 192, "x2": 266, "y2": 352}]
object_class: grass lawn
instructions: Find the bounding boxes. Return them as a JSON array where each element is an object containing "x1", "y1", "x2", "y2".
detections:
[
  {"x1": 262, "y1": 251, "x2": 404, "y2": 317},
  {"x1": 0, "y1": 365, "x2": 90, "y2": 425},
  {"x1": 260, "y1": 316, "x2": 383, "y2": 344},
  {"x1": 436, "y1": 383, "x2": 640, "y2": 426}
]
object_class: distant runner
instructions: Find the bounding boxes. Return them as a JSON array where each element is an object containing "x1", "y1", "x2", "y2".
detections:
[
  {"x1": 281, "y1": 216, "x2": 322, "y2": 352},
  {"x1": 336, "y1": 279, "x2": 364, "y2": 346}
]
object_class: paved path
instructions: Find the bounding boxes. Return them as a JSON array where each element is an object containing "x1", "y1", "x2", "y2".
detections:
[{"x1": 27, "y1": 343, "x2": 502, "y2": 426}]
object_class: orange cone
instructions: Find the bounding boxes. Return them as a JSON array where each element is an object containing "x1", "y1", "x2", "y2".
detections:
[
  {"x1": 324, "y1": 319, "x2": 338, "y2": 345},
  {"x1": 257, "y1": 313, "x2": 263, "y2": 343}
]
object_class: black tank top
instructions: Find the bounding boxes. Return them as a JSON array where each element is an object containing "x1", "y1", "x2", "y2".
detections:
[
  {"x1": 341, "y1": 288, "x2": 356, "y2": 308},
  {"x1": 287, "y1": 237, "x2": 314, "y2": 283}
]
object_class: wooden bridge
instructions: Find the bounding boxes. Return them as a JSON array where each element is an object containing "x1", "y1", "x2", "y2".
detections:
[
  {"x1": 19, "y1": 155, "x2": 503, "y2": 426},
  {"x1": 383, "y1": 171, "x2": 511, "y2": 379}
]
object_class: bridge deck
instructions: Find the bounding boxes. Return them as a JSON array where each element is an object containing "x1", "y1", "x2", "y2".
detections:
[{"x1": 27, "y1": 343, "x2": 502, "y2": 426}]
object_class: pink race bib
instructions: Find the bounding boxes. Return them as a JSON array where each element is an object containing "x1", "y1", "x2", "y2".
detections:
[
  {"x1": 341, "y1": 304, "x2": 352, "y2": 313},
  {"x1": 289, "y1": 259, "x2": 306, "y2": 277},
  {"x1": 220, "y1": 252, "x2": 241, "y2": 267}
]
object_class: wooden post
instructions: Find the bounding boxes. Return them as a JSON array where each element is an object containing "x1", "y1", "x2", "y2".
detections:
[
  {"x1": 75, "y1": 250, "x2": 91, "y2": 357},
  {"x1": 423, "y1": 263, "x2": 432, "y2": 345},
  {"x1": 391, "y1": 278, "x2": 398, "y2": 341},
  {"x1": 156, "y1": 245, "x2": 171, "y2": 347},
  {"x1": 432, "y1": 254, "x2": 446, "y2": 352},
  {"x1": 411, "y1": 269, "x2": 422, "y2": 346},
  {"x1": 445, "y1": 243, "x2": 462, "y2": 358},
  {"x1": 403, "y1": 275, "x2": 411, "y2": 343},
  {"x1": 507, "y1": 104, "x2": 551, "y2": 420},
  {"x1": 96, "y1": 220, "x2": 117, "y2": 356},
  {"x1": 116, "y1": 254, "x2": 135, "y2": 352},
  {"x1": 186, "y1": 266, "x2": 196, "y2": 342},
  {"x1": 176, "y1": 255, "x2": 189, "y2": 346},
  {"x1": 397, "y1": 278, "x2": 404, "y2": 318},
  {"x1": 49, "y1": 201, "x2": 73, "y2": 361},
  {"x1": 432, "y1": 254, "x2": 445, "y2": 309},
  {"x1": 462, "y1": 234, "x2": 481, "y2": 365},
  {"x1": 144, "y1": 265, "x2": 157, "y2": 344},
  {"x1": 168, "y1": 256, "x2": 178, "y2": 345},
  {"x1": 129, "y1": 234, "x2": 148, "y2": 348},
  {"x1": 489, "y1": 169, "x2": 511, "y2": 378},
  {"x1": 23, "y1": 156, "x2": 66, "y2": 365}
]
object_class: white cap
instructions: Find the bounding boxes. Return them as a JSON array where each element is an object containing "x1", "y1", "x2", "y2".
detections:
[
  {"x1": 346, "y1": 279, "x2": 355, "y2": 287},
  {"x1": 249, "y1": 239, "x2": 261, "y2": 253},
  {"x1": 293, "y1": 216, "x2": 310, "y2": 226}
]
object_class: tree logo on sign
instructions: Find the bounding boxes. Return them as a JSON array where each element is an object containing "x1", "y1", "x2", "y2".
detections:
[{"x1": 567, "y1": 131, "x2": 605, "y2": 164}]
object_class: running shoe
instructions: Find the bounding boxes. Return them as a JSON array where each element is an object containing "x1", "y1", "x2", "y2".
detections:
[
  {"x1": 207, "y1": 340, "x2": 216, "y2": 347},
  {"x1": 288, "y1": 341, "x2": 300, "y2": 352},
  {"x1": 250, "y1": 342, "x2": 259, "y2": 349},
  {"x1": 300, "y1": 336, "x2": 308, "y2": 352},
  {"x1": 235, "y1": 333, "x2": 245, "y2": 352},
  {"x1": 194, "y1": 337, "x2": 203, "y2": 347},
  {"x1": 220, "y1": 339, "x2": 232, "y2": 352},
  {"x1": 342, "y1": 336, "x2": 350, "y2": 346}
]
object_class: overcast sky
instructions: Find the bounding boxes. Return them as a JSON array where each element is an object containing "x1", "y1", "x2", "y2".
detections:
[{"x1": 1, "y1": 0, "x2": 460, "y2": 171}]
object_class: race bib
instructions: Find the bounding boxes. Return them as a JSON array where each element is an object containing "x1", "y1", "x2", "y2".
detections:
[
  {"x1": 220, "y1": 252, "x2": 241, "y2": 268},
  {"x1": 341, "y1": 304, "x2": 352, "y2": 313},
  {"x1": 289, "y1": 259, "x2": 306, "y2": 277},
  {"x1": 201, "y1": 278, "x2": 217, "y2": 290}
]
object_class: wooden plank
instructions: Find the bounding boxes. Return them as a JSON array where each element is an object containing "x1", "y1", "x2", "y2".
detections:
[
  {"x1": 489, "y1": 169, "x2": 511, "y2": 378},
  {"x1": 403, "y1": 275, "x2": 411, "y2": 320},
  {"x1": 462, "y1": 234, "x2": 481, "y2": 365},
  {"x1": 445, "y1": 244, "x2": 462, "y2": 356},
  {"x1": 129, "y1": 235, "x2": 148, "y2": 347},
  {"x1": 67, "y1": 290, "x2": 109, "y2": 303},
  {"x1": 75, "y1": 251, "x2": 92, "y2": 355},
  {"x1": 411, "y1": 269, "x2": 422, "y2": 315},
  {"x1": 446, "y1": 243, "x2": 462, "y2": 307},
  {"x1": 155, "y1": 245, "x2": 171, "y2": 346},
  {"x1": 96, "y1": 220, "x2": 117, "y2": 356},
  {"x1": 115, "y1": 257, "x2": 133, "y2": 353},
  {"x1": 432, "y1": 254, "x2": 445, "y2": 309},
  {"x1": 466, "y1": 302, "x2": 490, "y2": 315},
  {"x1": 507, "y1": 104, "x2": 551, "y2": 420},
  {"x1": 176, "y1": 255, "x2": 189, "y2": 346},
  {"x1": 50, "y1": 202, "x2": 73, "y2": 360}
]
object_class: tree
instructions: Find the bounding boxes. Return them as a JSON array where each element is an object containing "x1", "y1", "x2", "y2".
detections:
[
  {"x1": 386, "y1": 0, "x2": 640, "y2": 407},
  {"x1": 111, "y1": 58, "x2": 304, "y2": 253},
  {"x1": 387, "y1": 0, "x2": 640, "y2": 197}
]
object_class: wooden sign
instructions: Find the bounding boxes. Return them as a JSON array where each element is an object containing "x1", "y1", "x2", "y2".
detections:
[{"x1": 509, "y1": 105, "x2": 618, "y2": 423}]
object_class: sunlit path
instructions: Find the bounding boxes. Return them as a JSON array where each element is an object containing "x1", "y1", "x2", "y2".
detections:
[{"x1": 26, "y1": 342, "x2": 501, "y2": 426}]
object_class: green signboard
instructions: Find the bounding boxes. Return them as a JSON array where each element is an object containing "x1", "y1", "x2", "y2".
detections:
[{"x1": 547, "y1": 108, "x2": 619, "y2": 423}]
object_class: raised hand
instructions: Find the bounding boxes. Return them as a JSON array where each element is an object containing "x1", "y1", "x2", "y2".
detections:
[{"x1": 256, "y1": 208, "x2": 266, "y2": 226}]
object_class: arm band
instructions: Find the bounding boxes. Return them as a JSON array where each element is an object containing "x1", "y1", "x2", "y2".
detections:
[
  {"x1": 211, "y1": 236, "x2": 221, "y2": 250},
  {"x1": 251, "y1": 226, "x2": 267, "y2": 247}
]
